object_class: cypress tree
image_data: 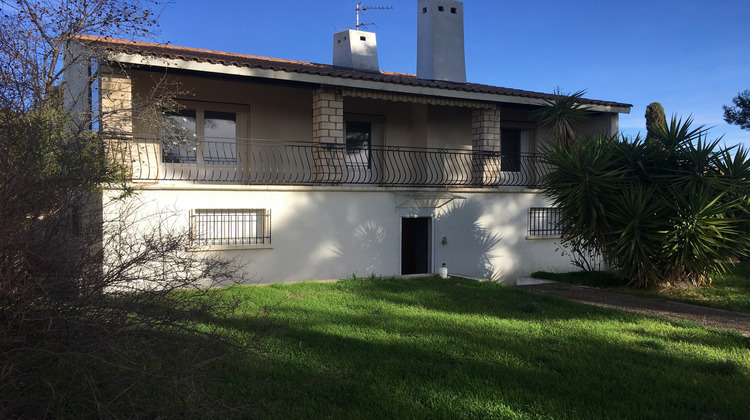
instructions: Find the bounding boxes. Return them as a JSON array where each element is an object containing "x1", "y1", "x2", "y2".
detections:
[{"x1": 645, "y1": 102, "x2": 667, "y2": 144}]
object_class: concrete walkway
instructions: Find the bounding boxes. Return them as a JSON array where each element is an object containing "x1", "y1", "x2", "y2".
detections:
[{"x1": 516, "y1": 281, "x2": 750, "y2": 337}]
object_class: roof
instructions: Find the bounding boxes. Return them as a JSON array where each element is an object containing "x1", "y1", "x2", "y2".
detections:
[{"x1": 74, "y1": 35, "x2": 632, "y2": 111}]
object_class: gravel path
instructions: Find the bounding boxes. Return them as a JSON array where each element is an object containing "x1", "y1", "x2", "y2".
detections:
[{"x1": 516, "y1": 282, "x2": 750, "y2": 337}]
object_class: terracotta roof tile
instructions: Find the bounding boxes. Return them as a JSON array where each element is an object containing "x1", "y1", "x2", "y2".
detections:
[{"x1": 75, "y1": 35, "x2": 632, "y2": 109}]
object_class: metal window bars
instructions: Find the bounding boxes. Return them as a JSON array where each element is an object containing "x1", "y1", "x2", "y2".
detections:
[
  {"x1": 190, "y1": 209, "x2": 271, "y2": 246},
  {"x1": 528, "y1": 207, "x2": 562, "y2": 236}
]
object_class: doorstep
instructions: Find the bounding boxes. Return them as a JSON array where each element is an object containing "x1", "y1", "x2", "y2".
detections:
[{"x1": 516, "y1": 276, "x2": 558, "y2": 286}]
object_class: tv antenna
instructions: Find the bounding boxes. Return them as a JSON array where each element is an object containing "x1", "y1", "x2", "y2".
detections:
[{"x1": 335, "y1": 2, "x2": 393, "y2": 30}]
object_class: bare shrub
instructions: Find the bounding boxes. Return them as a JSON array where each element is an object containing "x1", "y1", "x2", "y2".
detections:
[
  {"x1": 0, "y1": 1, "x2": 276, "y2": 416},
  {"x1": 0, "y1": 186, "x2": 275, "y2": 417}
]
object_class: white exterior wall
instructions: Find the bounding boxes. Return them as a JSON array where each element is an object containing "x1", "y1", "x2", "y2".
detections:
[
  {"x1": 103, "y1": 186, "x2": 573, "y2": 284},
  {"x1": 106, "y1": 69, "x2": 625, "y2": 287}
]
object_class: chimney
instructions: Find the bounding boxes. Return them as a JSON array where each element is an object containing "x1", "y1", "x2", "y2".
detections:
[
  {"x1": 333, "y1": 29, "x2": 379, "y2": 72},
  {"x1": 417, "y1": 0, "x2": 466, "y2": 83}
]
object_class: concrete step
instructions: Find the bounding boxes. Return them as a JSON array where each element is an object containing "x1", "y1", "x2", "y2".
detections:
[{"x1": 516, "y1": 276, "x2": 558, "y2": 286}]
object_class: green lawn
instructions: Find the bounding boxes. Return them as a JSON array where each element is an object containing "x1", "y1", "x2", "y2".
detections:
[
  {"x1": 200, "y1": 276, "x2": 750, "y2": 419},
  {"x1": 533, "y1": 262, "x2": 750, "y2": 313}
]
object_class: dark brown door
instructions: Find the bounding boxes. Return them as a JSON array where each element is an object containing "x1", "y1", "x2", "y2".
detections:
[{"x1": 402, "y1": 217, "x2": 430, "y2": 274}]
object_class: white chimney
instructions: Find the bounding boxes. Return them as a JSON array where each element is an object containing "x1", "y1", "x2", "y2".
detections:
[
  {"x1": 417, "y1": 0, "x2": 466, "y2": 83},
  {"x1": 333, "y1": 29, "x2": 379, "y2": 73}
]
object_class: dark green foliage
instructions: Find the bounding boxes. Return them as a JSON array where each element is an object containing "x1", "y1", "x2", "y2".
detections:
[
  {"x1": 541, "y1": 116, "x2": 750, "y2": 288},
  {"x1": 723, "y1": 89, "x2": 750, "y2": 130},
  {"x1": 645, "y1": 102, "x2": 667, "y2": 144}
]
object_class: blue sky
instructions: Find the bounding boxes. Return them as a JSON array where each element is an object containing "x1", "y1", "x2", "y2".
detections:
[{"x1": 156, "y1": 0, "x2": 750, "y2": 147}]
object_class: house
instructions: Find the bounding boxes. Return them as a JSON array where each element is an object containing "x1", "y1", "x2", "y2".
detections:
[{"x1": 66, "y1": 0, "x2": 631, "y2": 284}]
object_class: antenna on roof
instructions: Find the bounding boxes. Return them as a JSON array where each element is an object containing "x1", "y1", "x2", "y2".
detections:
[{"x1": 334, "y1": 2, "x2": 392, "y2": 30}]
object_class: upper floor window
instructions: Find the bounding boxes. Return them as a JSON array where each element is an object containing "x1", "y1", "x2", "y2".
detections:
[
  {"x1": 501, "y1": 128, "x2": 522, "y2": 172},
  {"x1": 161, "y1": 102, "x2": 246, "y2": 166},
  {"x1": 203, "y1": 111, "x2": 237, "y2": 165},
  {"x1": 345, "y1": 120, "x2": 372, "y2": 168},
  {"x1": 162, "y1": 109, "x2": 198, "y2": 163}
]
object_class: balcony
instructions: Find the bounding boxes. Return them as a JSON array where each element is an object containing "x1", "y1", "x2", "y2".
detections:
[{"x1": 110, "y1": 137, "x2": 550, "y2": 188}]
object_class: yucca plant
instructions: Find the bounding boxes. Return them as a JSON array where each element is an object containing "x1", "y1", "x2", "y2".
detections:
[
  {"x1": 542, "y1": 115, "x2": 750, "y2": 288},
  {"x1": 532, "y1": 88, "x2": 590, "y2": 147}
]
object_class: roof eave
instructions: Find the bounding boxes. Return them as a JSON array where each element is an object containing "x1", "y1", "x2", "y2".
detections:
[{"x1": 105, "y1": 52, "x2": 632, "y2": 114}]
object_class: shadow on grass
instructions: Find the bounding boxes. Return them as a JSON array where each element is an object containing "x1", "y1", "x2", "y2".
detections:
[
  {"x1": 531, "y1": 270, "x2": 626, "y2": 287},
  {"x1": 534, "y1": 263, "x2": 750, "y2": 314},
  {"x1": 200, "y1": 277, "x2": 750, "y2": 419}
]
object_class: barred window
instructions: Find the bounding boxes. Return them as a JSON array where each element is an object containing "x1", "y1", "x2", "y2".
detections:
[
  {"x1": 528, "y1": 207, "x2": 562, "y2": 236},
  {"x1": 190, "y1": 209, "x2": 271, "y2": 246}
]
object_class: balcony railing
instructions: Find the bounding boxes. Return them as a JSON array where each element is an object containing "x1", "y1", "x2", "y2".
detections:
[{"x1": 109, "y1": 138, "x2": 551, "y2": 188}]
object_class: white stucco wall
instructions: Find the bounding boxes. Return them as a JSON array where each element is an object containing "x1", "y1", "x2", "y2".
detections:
[{"x1": 102, "y1": 185, "x2": 573, "y2": 285}]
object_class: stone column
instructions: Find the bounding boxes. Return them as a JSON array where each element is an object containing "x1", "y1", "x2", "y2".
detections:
[
  {"x1": 100, "y1": 69, "x2": 133, "y2": 136},
  {"x1": 99, "y1": 69, "x2": 158, "y2": 181},
  {"x1": 471, "y1": 106, "x2": 501, "y2": 185},
  {"x1": 312, "y1": 87, "x2": 344, "y2": 183}
]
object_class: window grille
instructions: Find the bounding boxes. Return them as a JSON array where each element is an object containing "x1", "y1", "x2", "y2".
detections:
[
  {"x1": 528, "y1": 207, "x2": 561, "y2": 236},
  {"x1": 190, "y1": 209, "x2": 271, "y2": 246}
]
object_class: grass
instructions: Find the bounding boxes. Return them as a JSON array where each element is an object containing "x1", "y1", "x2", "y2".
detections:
[
  {"x1": 197, "y1": 276, "x2": 750, "y2": 419},
  {"x1": 532, "y1": 262, "x2": 750, "y2": 313}
]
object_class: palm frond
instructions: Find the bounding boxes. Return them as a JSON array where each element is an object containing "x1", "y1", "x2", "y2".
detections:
[{"x1": 532, "y1": 88, "x2": 590, "y2": 147}]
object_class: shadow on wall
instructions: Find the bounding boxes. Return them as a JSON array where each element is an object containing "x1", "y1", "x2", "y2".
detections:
[
  {"x1": 330, "y1": 219, "x2": 387, "y2": 276},
  {"x1": 436, "y1": 199, "x2": 502, "y2": 281}
]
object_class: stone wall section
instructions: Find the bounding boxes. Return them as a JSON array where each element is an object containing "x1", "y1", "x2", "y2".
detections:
[
  {"x1": 471, "y1": 106, "x2": 501, "y2": 185},
  {"x1": 100, "y1": 69, "x2": 156, "y2": 180},
  {"x1": 100, "y1": 70, "x2": 133, "y2": 135},
  {"x1": 312, "y1": 87, "x2": 345, "y2": 182}
]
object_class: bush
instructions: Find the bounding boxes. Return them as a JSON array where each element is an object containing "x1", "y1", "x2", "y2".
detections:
[{"x1": 541, "y1": 116, "x2": 750, "y2": 288}]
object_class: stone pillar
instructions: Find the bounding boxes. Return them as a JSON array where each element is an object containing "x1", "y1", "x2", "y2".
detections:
[
  {"x1": 100, "y1": 70, "x2": 133, "y2": 136},
  {"x1": 100, "y1": 69, "x2": 156, "y2": 181},
  {"x1": 471, "y1": 106, "x2": 501, "y2": 185},
  {"x1": 312, "y1": 87, "x2": 344, "y2": 183}
]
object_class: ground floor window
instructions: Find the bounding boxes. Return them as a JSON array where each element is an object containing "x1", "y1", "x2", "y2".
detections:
[
  {"x1": 528, "y1": 207, "x2": 561, "y2": 236},
  {"x1": 190, "y1": 209, "x2": 271, "y2": 246}
]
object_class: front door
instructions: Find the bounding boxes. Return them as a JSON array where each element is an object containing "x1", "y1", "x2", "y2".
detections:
[{"x1": 401, "y1": 217, "x2": 430, "y2": 275}]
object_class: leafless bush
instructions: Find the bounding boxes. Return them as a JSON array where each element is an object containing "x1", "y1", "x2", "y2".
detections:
[
  {"x1": 0, "y1": 2, "x2": 279, "y2": 417},
  {"x1": 555, "y1": 235, "x2": 604, "y2": 273},
  {"x1": 0, "y1": 190, "x2": 275, "y2": 418}
]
